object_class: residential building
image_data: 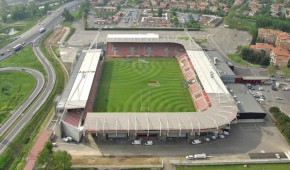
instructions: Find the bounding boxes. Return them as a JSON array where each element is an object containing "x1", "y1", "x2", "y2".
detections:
[
  {"x1": 141, "y1": 13, "x2": 171, "y2": 27},
  {"x1": 276, "y1": 32, "x2": 290, "y2": 50},
  {"x1": 250, "y1": 43, "x2": 274, "y2": 55},
  {"x1": 270, "y1": 47, "x2": 290, "y2": 68},
  {"x1": 258, "y1": 28, "x2": 283, "y2": 44}
]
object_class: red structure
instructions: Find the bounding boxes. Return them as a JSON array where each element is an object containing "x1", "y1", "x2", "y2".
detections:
[
  {"x1": 176, "y1": 53, "x2": 211, "y2": 111},
  {"x1": 84, "y1": 59, "x2": 103, "y2": 117},
  {"x1": 63, "y1": 109, "x2": 82, "y2": 127},
  {"x1": 106, "y1": 42, "x2": 185, "y2": 57}
]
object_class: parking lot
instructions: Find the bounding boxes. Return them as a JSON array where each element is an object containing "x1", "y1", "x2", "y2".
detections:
[
  {"x1": 55, "y1": 116, "x2": 289, "y2": 158},
  {"x1": 87, "y1": 8, "x2": 142, "y2": 28}
]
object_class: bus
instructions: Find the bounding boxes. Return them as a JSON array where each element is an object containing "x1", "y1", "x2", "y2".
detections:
[{"x1": 13, "y1": 44, "x2": 23, "y2": 52}]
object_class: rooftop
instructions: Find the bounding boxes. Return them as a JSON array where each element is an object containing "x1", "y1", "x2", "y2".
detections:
[
  {"x1": 250, "y1": 43, "x2": 274, "y2": 49},
  {"x1": 227, "y1": 84, "x2": 266, "y2": 114},
  {"x1": 272, "y1": 47, "x2": 290, "y2": 57},
  {"x1": 57, "y1": 49, "x2": 101, "y2": 109},
  {"x1": 258, "y1": 28, "x2": 283, "y2": 36},
  {"x1": 206, "y1": 51, "x2": 235, "y2": 77},
  {"x1": 107, "y1": 33, "x2": 160, "y2": 39}
]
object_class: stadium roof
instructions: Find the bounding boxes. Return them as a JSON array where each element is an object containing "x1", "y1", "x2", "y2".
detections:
[
  {"x1": 227, "y1": 84, "x2": 266, "y2": 114},
  {"x1": 107, "y1": 33, "x2": 159, "y2": 39},
  {"x1": 85, "y1": 92, "x2": 238, "y2": 132},
  {"x1": 187, "y1": 50, "x2": 229, "y2": 94},
  {"x1": 57, "y1": 49, "x2": 101, "y2": 109}
]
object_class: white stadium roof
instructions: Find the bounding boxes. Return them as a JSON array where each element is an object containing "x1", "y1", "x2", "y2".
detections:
[
  {"x1": 187, "y1": 50, "x2": 229, "y2": 94},
  {"x1": 57, "y1": 49, "x2": 101, "y2": 109},
  {"x1": 107, "y1": 33, "x2": 159, "y2": 39}
]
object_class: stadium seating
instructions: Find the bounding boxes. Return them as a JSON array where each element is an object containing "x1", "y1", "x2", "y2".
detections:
[
  {"x1": 84, "y1": 61, "x2": 103, "y2": 118},
  {"x1": 106, "y1": 42, "x2": 185, "y2": 57},
  {"x1": 176, "y1": 53, "x2": 211, "y2": 111},
  {"x1": 64, "y1": 109, "x2": 82, "y2": 127}
]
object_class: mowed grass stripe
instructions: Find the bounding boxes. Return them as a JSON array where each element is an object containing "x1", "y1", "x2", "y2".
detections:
[{"x1": 93, "y1": 58, "x2": 195, "y2": 112}]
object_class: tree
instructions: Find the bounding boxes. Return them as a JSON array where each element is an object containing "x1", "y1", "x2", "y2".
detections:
[
  {"x1": 171, "y1": 17, "x2": 179, "y2": 27},
  {"x1": 0, "y1": 0, "x2": 8, "y2": 22},
  {"x1": 281, "y1": 66, "x2": 290, "y2": 77},
  {"x1": 158, "y1": 8, "x2": 163, "y2": 17},
  {"x1": 36, "y1": 148, "x2": 52, "y2": 169},
  {"x1": 51, "y1": 150, "x2": 72, "y2": 170},
  {"x1": 27, "y1": 2, "x2": 38, "y2": 17},
  {"x1": 62, "y1": 8, "x2": 74, "y2": 22},
  {"x1": 116, "y1": 5, "x2": 121, "y2": 11},
  {"x1": 267, "y1": 64, "x2": 277, "y2": 75},
  {"x1": 11, "y1": 4, "x2": 27, "y2": 20},
  {"x1": 36, "y1": 142, "x2": 72, "y2": 170},
  {"x1": 269, "y1": 107, "x2": 280, "y2": 113}
]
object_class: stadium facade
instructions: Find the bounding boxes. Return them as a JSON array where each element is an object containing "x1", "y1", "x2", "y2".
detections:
[{"x1": 56, "y1": 33, "x2": 238, "y2": 142}]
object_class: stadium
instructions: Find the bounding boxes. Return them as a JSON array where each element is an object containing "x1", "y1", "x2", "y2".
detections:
[{"x1": 56, "y1": 33, "x2": 238, "y2": 142}]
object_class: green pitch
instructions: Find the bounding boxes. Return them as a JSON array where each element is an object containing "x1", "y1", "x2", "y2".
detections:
[{"x1": 93, "y1": 57, "x2": 195, "y2": 112}]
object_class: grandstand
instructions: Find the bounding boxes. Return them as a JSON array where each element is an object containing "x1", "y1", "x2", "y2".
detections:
[
  {"x1": 57, "y1": 49, "x2": 102, "y2": 142},
  {"x1": 57, "y1": 33, "x2": 238, "y2": 141}
]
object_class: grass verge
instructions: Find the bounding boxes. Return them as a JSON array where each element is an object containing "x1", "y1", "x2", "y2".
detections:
[
  {"x1": 64, "y1": 27, "x2": 76, "y2": 42},
  {"x1": 227, "y1": 53, "x2": 259, "y2": 67},
  {"x1": 0, "y1": 71, "x2": 36, "y2": 124},
  {"x1": 176, "y1": 163, "x2": 290, "y2": 170},
  {"x1": 0, "y1": 31, "x2": 65, "y2": 169},
  {"x1": 0, "y1": 45, "x2": 46, "y2": 75}
]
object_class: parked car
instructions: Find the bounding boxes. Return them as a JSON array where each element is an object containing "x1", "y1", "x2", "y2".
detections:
[
  {"x1": 219, "y1": 134, "x2": 225, "y2": 139},
  {"x1": 132, "y1": 140, "x2": 141, "y2": 145},
  {"x1": 211, "y1": 135, "x2": 217, "y2": 140},
  {"x1": 63, "y1": 136, "x2": 72, "y2": 142},
  {"x1": 204, "y1": 137, "x2": 210, "y2": 142},
  {"x1": 145, "y1": 140, "x2": 153, "y2": 146},
  {"x1": 192, "y1": 139, "x2": 201, "y2": 144},
  {"x1": 285, "y1": 79, "x2": 290, "y2": 82},
  {"x1": 52, "y1": 143, "x2": 57, "y2": 147},
  {"x1": 276, "y1": 97, "x2": 283, "y2": 100},
  {"x1": 223, "y1": 131, "x2": 230, "y2": 136},
  {"x1": 62, "y1": 137, "x2": 68, "y2": 142}
]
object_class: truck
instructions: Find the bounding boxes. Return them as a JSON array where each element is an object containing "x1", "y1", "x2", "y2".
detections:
[
  {"x1": 39, "y1": 27, "x2": 46, "y2": 33},
  {"x1": 194, "y1": 153, "x2": 207, "y2": 159},
  {"x1": 13, "y1": 44, "x2": 23, "y2": 52}
]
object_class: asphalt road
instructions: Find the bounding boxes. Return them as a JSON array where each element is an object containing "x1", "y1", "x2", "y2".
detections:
[
  {"x1": 0, "y1": 0, "x2": 83, "y2": 154},
  {"x1": 0, "y1": 0, "x2": 83, "y2": 60}
]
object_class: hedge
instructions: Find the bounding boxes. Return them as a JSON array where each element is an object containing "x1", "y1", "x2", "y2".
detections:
[{"x1": 269, "y1": 107, "x2": 290, "y2": 143}]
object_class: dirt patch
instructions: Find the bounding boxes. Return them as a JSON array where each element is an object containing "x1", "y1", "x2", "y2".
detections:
[
  {"x1": 63, "y1": 62, "x2": 72, "y2": 74},
  {"x1": 72, "y1": 155, "x2": 162, "y2": 166},
  {"x1": 45, "y1": 27, "x2": 67, "y2": 46}
]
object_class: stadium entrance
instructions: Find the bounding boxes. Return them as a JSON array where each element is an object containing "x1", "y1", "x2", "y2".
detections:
[{"x1": 136, "y1": 130, "x2": 159, "y2": 139}]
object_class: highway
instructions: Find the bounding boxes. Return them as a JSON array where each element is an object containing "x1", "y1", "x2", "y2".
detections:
[
  {"x1": 0, "y1": 0, "x2": 83, "y2": 60},
  {"x1": 0, "y1": 0, "x2": 83, "y2": 154}
]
